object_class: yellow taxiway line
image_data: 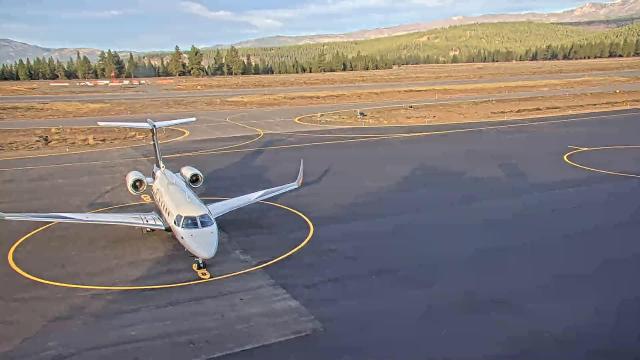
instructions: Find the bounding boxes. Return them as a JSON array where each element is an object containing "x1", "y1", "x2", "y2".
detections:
[
  {"x1": 7, "y1": 197, "x2": 314, "y2": 291},
  {"x1": 2, "y1": 111, "x2": 637, "y2": 172},
  {"x1": 563, "y1": 145, "x2": 640, "y2": 179}
]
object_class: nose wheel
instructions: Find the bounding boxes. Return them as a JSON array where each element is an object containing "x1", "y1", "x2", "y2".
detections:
[{"x1": 192, "y1": 258, "x2": 211, "y2": 280}]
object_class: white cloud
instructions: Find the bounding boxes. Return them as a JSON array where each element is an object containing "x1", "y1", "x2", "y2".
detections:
[
  {"x1": 180, "y1": 1, "x2": 283, "y2": 29},
  {"x1": 61, "y1": 10, "x2": 126, "y2": 19},
  {"x1": 180, "y1": 0, "x2": 452, "y2": 29}
]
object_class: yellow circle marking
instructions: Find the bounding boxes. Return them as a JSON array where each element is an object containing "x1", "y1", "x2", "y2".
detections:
[
  {"x1": 4, "y1": 111, "x2": 637, "y2": 173},
  {"x1": 0, "y1": 127, "x2": 190, "y2": 161},
  {"x1": 166, "y1": 115, "x2": 264, "y2": 158},
  {"x1": 0, "y1": 117, "x2": 264, "y2": 172},
  {"x1": 563, "y1": 145, "x2": 640, "y2": 178},
  {"x1": 7, "y1": 197, "x2": 314, "y2": 291}
]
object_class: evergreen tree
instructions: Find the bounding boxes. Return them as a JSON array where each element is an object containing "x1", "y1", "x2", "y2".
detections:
[
  {"x1": 212, "y1": 49, "x2": 224, "y2": 75},
  {"x1": 17, "y1": 59, "x2": 32, "y2": 80},
  {"x1": 187, "y1": 45, "x2": 206, "y2": 77},
  {"x1": 65, "y1": 57, "x2": 77, "y2": 79},
  {"x1": 54, "y1": 60, "x2": 67, "y2": 80},
  {"x1": 314, "y1": 47, "x2": 327, "y2": 72},
  {"x1": 159, "y1": 57, "x2": 169, "y2": 77},
  {"x1": 96, "y1": 51, "x2": 107, "y2": 78},
  {"x1": 168, "y1": 46, "x2": 186, "y2": 76},
  {"x1": 126, "y1": 52, "x2": 137, "y2": 78},
  {"x1": 112, "y1": 52, "x2": 126, "y2": 77},
  {"x1": 243, "y1": 54, "x2": 253, "y2": 75},
  {"x1": 225, "y1": 46, "x2": 243, "y2": 75},
  {"x1": 74, "y1": 52, "x2": 90, "y2": 79},
  {"x1": 622, "y1": 39, "x2": 635, "y2": 57}
]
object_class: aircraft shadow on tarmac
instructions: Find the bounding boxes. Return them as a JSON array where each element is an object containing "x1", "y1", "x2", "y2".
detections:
[{"x1": 250, "y1": 154, "x2": 640, "y2": 359}]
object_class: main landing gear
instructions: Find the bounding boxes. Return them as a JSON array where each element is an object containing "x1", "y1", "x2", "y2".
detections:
[{"x1": 192, "y1": 258, "x2": 211, "y2": 280}]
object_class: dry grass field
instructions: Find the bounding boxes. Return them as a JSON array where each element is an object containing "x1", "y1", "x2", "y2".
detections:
[
  {"x1": 0, "y1": 127, "x2": 182, "y2": 158},
  {"x1": 299, "y1": 91, "x2": 640, "y2": 126},
  {"x1": 0, "y1": 58, "x2": 638, "y2": 96},
  {"x1": 1, "y1": 58, "x2": 639, "y2": 155},
  {"x1": 0, "y1": 76, "x2": 637, "y2": 121}
]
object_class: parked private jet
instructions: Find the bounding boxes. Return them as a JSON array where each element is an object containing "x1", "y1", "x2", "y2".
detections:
[{"x1": 0, "y1": 118, "x2": 303, "y2": 279}]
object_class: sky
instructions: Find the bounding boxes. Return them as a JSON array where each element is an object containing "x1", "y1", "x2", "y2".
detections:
[{"x1": 0, "y1": 0, "x2": 591, "y2": 51}]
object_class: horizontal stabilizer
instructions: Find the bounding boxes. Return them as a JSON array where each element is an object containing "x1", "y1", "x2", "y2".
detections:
[{"x1": 97, "y1": 117, "x2": 196, "y2": 129}]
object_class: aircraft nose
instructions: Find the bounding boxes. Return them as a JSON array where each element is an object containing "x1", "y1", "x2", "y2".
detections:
[{"x1": 192, "y1": 227, "x2": 218, "y2": 259}]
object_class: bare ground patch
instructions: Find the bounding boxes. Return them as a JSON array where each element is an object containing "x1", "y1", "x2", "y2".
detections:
[
  {"x1": 0, "y1": 58, "x2": 638, "y2": 96},
  {"x1": 0, "y1": 76, "x2": 636, "y2": 121},
  {"x1": 299, "y1": 91, "x2": 640, "y2": 126},
  {"x1": 0, "y1": 127, "x2": 182, "y2": 158}
]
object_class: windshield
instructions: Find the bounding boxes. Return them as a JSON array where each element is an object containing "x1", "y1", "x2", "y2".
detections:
[
  {"x1": 182, "y1": 216, "x2": 199, "y2": 229},
  {"x1": 198, "y1": 214, "x2": 215, "y2": 228}
]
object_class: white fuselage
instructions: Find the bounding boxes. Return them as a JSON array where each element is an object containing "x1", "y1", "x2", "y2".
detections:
[{"x1": 151, "y1": 167, "x2": 219, "y2": 259}]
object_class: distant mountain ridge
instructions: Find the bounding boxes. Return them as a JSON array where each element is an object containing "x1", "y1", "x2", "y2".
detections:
[
  {"x1": 1, "y1": 0, "x2": 639, "y2": 64},
  {"x1": 0, "y1": 39, "x2": 105, "y2": 64},
  {"x1": 233, "y1": 0, "x2": 640, "y2": 47}
]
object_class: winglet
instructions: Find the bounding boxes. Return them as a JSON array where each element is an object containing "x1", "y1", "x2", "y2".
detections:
[{"x1": 296, "y1": 159, "x2": 304, "y2": 187}]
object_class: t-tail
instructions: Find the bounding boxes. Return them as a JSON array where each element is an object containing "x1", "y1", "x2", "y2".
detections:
[{"x1": 97, "y1": 117, "x2": 195, "y2": 169}]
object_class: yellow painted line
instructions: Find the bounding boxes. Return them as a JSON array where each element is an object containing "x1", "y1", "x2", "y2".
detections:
[
  {"x1": 563, "y1": 145, "x2": 640, "y2": 178},
  {"x1": 1, "y1": 111, "x2": 634, "y2": 172},
  {"x1": 168, "y1": 114, "x2": 264, "y2": 157},
  {"x1": 0, "y1": 116, "x2": 264, "y2": 171},
  {"x1": 7, "y1": 197, "x2": 314, "y2": 291},
  {"x1": 293, "y1": 102, "x2": 640, "y2": 130},
  {"x1": 0, "y1": 126, "x2": 190, "y2": 161}
]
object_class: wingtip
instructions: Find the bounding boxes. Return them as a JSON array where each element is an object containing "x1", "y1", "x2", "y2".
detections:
[
  {"x1": 296, "y1": 159, "x2": 304, "y2": 186},
  {"x1": 0, "y1": 212, "x2": 5, "y2": 220}
]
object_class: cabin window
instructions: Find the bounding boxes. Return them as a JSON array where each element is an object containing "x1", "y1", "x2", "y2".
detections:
[
  {"x1": 182, "y1": 216, "x2": 199, "y2": 229},
  {"x1": 198, "y1": 214, "x2": 215, "y2": 228},
  {"x1": 174, "y1": 214, "x2": 183, "y2": 227}
]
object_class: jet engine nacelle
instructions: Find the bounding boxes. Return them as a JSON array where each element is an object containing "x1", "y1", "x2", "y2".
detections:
[
  {"x1": 126, "y1": 170, "x2": 148, "y2": 195},
  {"x1": 180, "y1": 166, "x2": 204, "y2": 188}
]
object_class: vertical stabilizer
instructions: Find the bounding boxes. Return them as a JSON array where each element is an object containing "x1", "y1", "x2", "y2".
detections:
[
  {"x1": 96, "y1": 117, "x2": 196, "y2": 170},
  {"x1": 146, "y1": 119, "x2": 164, "y2": 168}
]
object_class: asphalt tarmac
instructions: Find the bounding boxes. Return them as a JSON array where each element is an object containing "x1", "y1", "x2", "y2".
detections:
[{"x1": 2, "y1": 108, "x2": 640, "y2": 359}]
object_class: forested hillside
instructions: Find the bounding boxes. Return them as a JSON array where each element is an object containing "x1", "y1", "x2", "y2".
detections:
[{"x1": 2, "y1": 22, "x2": 639, "y2": 81}]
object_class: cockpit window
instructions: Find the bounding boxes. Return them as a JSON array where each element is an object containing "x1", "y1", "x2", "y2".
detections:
[
  {"x1": 182, "y1": 216, "x2": 199, "y2": 229},
  {"x1": 174, "y1": 215, "x2": 183, "y2": 227},
  {"x1": 198, "y1": 214, "x2": 215, "y2": 228}
]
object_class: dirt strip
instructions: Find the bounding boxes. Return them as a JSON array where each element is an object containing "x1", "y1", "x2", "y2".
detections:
[
  {"x1": 299, "y1": 91, "x2": 640, "y2": 126},
  {"x1": 1, "y1": 77, "x2": 637, "y2": 121},
  {"x1": 0, "y1": 127, "x2": 182, "y2": 158},
  {"x1": 1, "y1": 58, "x2": 638, "y2": 96}
]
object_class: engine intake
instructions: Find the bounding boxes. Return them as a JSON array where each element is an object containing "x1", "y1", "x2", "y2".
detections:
[
  {"x1": 180, "y1": 166, "x2": 204, "y2": 188},
  {"x1": 126, "y1": 171, "x2": 147, "y2": 195}
]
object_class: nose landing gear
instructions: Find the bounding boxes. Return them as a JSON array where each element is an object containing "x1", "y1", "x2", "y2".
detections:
[{"x1": 192, "y1": 258, "x2": 211, "y2": 280}]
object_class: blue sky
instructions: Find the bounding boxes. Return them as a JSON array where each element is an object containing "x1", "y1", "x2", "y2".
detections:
[{"x1": 0, "y1": 0, "x2": 590, "y2": 51}]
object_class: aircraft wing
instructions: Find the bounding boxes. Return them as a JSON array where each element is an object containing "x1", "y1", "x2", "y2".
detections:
[
  {"x1": 0, "y1": 211, "x2": 166, "y2": 230},
  {"x1": 207, "y1": 160, "x2": 303, "y2": 218}
]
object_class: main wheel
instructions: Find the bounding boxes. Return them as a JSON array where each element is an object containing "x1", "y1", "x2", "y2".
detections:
[{"x1": 196, "y1": 269, "x2": 211, "y2": 280}]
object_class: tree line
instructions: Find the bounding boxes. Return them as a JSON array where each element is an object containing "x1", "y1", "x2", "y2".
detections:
[{"x1": 1, "y1": 22, "x2": 640, "y2": 81}]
